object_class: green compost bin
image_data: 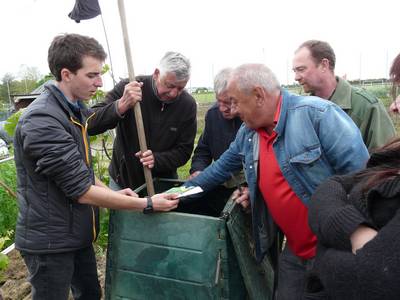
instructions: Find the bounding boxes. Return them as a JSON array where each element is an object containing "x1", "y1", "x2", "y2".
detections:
[{"x1": 105, "y1": 178, "x2": 274, "y2": 299}]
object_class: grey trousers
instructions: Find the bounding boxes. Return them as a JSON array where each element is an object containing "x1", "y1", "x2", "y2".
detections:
[{"x1": 277, "y1": 245, "x2": 315, "y2": 300}]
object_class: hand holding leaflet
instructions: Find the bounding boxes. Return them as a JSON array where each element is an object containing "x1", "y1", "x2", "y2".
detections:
[{"x1": 164, "y1": 185, "x2": 203, "y2": 198}]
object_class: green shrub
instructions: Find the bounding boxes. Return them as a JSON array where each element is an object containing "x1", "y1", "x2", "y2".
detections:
[
  {"x1": 0, "y1": 161, "x2": 17, "y2": 249},
  {"x1": 0, "y1": 235, "x2": 10, "y2": 280},
  {"x1": 362, "y1": 85, "x2": 391, "y2": 100},
  {"x1": 192, "y1": 92, "x2": 215, "y2": 103}
]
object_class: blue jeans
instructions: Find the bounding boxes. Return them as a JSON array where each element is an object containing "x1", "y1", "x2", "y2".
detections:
[
  {"x1": 20, "y1": 245, "x2": 101, "y2": 300},
  {"x1": 277, "y1": 245, "x2": 315, "y2": 300}
]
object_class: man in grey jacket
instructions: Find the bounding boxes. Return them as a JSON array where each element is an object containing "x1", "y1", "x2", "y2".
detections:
[{"x1": 14, "y1": 33, "x2": 178, "y2": 300}]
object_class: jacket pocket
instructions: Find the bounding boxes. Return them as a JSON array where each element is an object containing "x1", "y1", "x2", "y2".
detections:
[
  {"x1": 288, "y1": 145, "x2": 331, "y2": 193},
  {"x1": 289, "y1": 146, "x2": 321, "y2": 164}
]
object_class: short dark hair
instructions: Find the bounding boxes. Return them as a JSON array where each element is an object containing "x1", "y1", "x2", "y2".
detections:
[
  {"x1": 390, "y1": 53, "x2": 400, "y2": 85},
  {"x1": 48, "y1": 33, "x2": 107, "y2": 81},
  {"x1": 298, "y1": 40, "x2": 336, "y2": 71}
]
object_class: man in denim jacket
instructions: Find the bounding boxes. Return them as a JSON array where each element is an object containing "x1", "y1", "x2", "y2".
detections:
[{"x1": 186, "y1": 64, "x2": 369, "y2": 299}]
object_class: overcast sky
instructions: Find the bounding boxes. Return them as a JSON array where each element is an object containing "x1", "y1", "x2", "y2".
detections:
[{"x1": 1, "y1": 0, "x2": 399, "y2": 91}]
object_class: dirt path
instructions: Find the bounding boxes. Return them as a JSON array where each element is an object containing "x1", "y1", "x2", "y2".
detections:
[{"x1": 0, "y1": 248, "x2": 107, "y2": 300}]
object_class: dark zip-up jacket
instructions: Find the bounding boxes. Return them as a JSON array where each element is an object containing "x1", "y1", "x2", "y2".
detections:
[
  {"x1": 14, "y1": 83, "x2": 99, "y2": 253},
  {"x1": 190, "y1": 102, "x2": 242, "y2": 174},
  {"x1": 89, "y1": 75, "x2": 197, "y2": 190}
]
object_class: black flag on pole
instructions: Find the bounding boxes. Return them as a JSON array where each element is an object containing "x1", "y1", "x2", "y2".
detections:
[{"x1": 68, "y1": 0, "x2": 101, "y2": 23}]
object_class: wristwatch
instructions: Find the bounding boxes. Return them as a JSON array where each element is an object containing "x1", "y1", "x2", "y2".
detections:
[{"x1": 143, "y1": 196, "x2": 153, "y2": 214}]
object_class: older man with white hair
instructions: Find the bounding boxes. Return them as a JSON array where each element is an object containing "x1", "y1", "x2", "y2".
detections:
[
  {"x1": 90, "y1": 51, "x2": 197, "y2": 192},
  {"x1": 186, "y1": 63, "x2": 369, "y2": 299}
]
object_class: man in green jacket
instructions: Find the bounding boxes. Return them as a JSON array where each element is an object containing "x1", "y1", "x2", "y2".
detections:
[{"x1": 293, "y1": 40, "x2": 395, "y2": 151}]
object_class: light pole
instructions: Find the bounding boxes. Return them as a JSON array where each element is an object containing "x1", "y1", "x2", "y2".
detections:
[{"x1": 6, "y1": 80, "x2": 11, "y2": 111}]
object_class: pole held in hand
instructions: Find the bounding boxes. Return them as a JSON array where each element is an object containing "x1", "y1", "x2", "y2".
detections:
[{"x1": 117, "y1": 0, "x2": 155, "y2": 196}]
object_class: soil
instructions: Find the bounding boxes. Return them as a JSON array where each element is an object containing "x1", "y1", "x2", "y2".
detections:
[{"x1": 0, "y1": 248, "x2": 107, "y2": 300}]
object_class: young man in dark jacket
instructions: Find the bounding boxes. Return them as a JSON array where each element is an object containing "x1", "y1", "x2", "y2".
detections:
[
  {"x1": 89, "y1": 52, "x2": 197, "y2": 191},
  {"x1": 14, "y1": 34, "x2": 179, "y2": 300}
]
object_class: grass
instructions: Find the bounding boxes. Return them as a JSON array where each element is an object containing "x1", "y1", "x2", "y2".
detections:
[
  {"x1": 177, "y1": 92, "x2": 217, "y2": 179},
  {"x1": 192, "y1": 92, "x2": 215, "y2": 104}
]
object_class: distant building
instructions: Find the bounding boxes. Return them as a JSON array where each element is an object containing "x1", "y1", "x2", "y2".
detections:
[{"x1": 12, "y1": 80, "x2": 55, "y2": 111}]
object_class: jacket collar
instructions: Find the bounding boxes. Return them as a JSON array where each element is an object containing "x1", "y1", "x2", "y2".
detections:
[
  {"x1": 330, "y1": 76, "x2": 352, "y2": 110},
  {"x1": 44, "y1": 82, "x2": 88, "y2": 122},
  {"x1": 273, "y1": 88, "x2": 288, "y2": 137}
]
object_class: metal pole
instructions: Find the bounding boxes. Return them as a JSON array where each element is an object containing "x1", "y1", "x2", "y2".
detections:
[
  {"x1": 117, "y1": 0, "x2": 155, "y2": 196},
  {"x1": 100, "y1": 13, "x2": 117, "y2": 87},
  {"x1": 6, "y1": 81, "x2": 11, "y2": 110}
]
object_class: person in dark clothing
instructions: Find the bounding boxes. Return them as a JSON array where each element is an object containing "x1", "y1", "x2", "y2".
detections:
[
  {"x1": 306, "y1": 138, "x2": 400, "y2": 300},
  {"x1": 187, "y1": 68, "x2": 243, "y2": 216},
  {"x1": 89, "y1": 51, "x2": 197, "y2": 191},
  {"x1": 14, "y1": 34, "x2": 179, "y2": 300},
  {"x1": 189, "y1": 68, "x2": 242, "y2": 177}
]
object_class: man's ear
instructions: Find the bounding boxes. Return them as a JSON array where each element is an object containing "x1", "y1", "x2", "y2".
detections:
[
  {"x1": 253, "y1": 86, "x2": 266, "y2": 106},
  {"x1": 320, "y1": 58, "x2": 330, "y2": 72},
  {"x1": 153, "y1": 68, "x2": 160, "y2": 80},
  {"x1": 60, "y1": 68, "x2": 72, "y2": 82}
]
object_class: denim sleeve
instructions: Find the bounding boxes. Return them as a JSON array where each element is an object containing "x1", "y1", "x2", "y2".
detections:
[
  {"x1": 318, "y1": 104, "x2": 369, "y2": 174},
  {"x1": 186, "y1": 126, "x2": 245, "y2": 191}
]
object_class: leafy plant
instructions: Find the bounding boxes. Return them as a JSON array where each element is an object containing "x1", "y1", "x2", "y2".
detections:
[
  {"x1": 4, "y1": 109, "x2": 23, "y2": 137},
  {"x1": 0, "y1": 233, "x2": 11, "y2": 281},
  {"x1": 0, "y1": 161, "x2": 17, "y2": 248}
]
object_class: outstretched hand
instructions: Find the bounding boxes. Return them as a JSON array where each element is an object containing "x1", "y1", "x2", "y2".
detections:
[{"x1": 151, "y1": 193, "x2": 179, "y2": 211}]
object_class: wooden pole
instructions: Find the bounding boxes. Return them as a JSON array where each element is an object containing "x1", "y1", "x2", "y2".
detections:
[{"x1": 117, "y1": 0, "x2": 155, "y2": 196}]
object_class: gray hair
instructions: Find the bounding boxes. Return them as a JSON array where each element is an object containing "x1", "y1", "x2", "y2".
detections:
[
  {"x1": 214, "y1": 68, "x2": 233, "y2": 95},
  {"x1": 232, "y1": 64, "x2": 280, "y2": 94},
  {"x1": 159, "y1": 51, "x2": 191, "y2": 81}
]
